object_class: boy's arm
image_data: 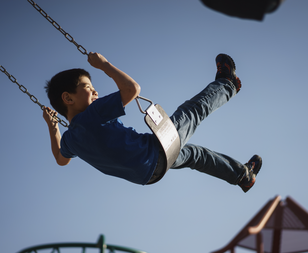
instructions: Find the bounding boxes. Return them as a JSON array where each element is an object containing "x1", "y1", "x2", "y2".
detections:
[
  {"x1": 88, "y1": 52, "x2": 141, "y2": 107},
  {"x1": 43, "y1": 107, "x2": 71, "y2": 166}
]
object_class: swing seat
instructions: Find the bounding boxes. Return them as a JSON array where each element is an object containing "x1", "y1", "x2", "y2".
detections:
[{"x1": 142, "y1": 103, "x2": 181, "y2": 184}]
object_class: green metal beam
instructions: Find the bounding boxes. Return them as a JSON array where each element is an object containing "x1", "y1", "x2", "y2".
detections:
[{"x1": 17, "y1": 234, "x2": 147, "y2": 253}]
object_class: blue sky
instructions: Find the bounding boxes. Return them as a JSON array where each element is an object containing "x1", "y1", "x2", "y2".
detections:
[{"x1": 1, "y1": 1, "x2": 308, "y2": 253}]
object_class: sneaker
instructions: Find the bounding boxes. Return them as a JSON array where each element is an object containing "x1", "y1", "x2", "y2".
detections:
[
  {"x1": 238, "y1": 155, "x2": 262, "y2": 193},
  {"x1": 215, "y1": 54, "x2": 241, "y2": 93}
]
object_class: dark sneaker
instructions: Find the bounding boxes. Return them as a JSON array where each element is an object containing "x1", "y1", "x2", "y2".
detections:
[
  {"x1": 238, "y1": 155, "x2": 262, "y2": 193},
  {"x1": 215, "y1": 54, "x2": 241, "y2": 93}
]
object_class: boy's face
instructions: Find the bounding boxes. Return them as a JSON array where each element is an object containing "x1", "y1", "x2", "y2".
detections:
[{"x1": 70, "y1": 76, "x2": 98, "y2": 113}]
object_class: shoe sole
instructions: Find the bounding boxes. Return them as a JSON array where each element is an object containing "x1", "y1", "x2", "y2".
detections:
[
  {"x1": 250, "y1": 155, "x2": 262, "y2": 176},
  {"x1": 240, "y1": 155, "x2": 262, "y2": 193},
  {"x1": 215, "y1": 54, "x2": 239, "y2": 91},
  {"x1": 216, "y1": 54, "x2": 236, "y2": 71}
]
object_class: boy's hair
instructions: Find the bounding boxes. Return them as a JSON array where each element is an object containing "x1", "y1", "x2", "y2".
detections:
[{"x1": 45, "y1": 68, "x2": 91, "y2": 119}]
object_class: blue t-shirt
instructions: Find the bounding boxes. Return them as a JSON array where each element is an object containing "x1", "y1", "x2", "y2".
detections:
[{"x1": 60, "y1": 91, "x2": 161, "y2": 185}]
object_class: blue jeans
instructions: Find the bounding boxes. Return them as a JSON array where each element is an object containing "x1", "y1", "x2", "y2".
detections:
[{"x1": 169, "y1": 78, "x2": 246, "y2": 185}]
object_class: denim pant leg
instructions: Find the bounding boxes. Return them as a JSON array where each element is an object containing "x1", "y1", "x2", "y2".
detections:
[{"x1": 169, "y1": 78, "x2": 246, "y2": 185}]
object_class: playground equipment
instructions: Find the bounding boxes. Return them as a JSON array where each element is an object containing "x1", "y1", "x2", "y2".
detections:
[
  {"x1": 17, "y1": 234, "x2": 146, "y2": 253},
  {"x1": 212, "y1": 195, "x2": 308, "y2": 253}
]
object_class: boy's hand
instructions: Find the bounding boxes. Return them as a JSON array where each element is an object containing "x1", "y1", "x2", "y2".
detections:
[
  {"x1": 43, "y1": 107, "x2": 71, "y2": 166},
  {"x1": 43, "y1": 106, "x2": 58, "y2": 126},
  {"x1": 87, "y1": 51, "x2": 141, "y2": 106},
  {"x1": 88, "y1": 52, "x2": 108, "y2": 69}
]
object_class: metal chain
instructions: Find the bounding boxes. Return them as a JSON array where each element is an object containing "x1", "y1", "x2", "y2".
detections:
[
  {"x1": 0, "y1": 65, "x2": 68, "y2": 127},
  {"x1": 27, "y1": 0, "x2": 88, "y2": 56}
]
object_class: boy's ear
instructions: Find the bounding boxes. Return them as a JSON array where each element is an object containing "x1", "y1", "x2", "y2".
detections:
[{"x1": 62, "y1": 92, "x2": 74, "y2": 105}]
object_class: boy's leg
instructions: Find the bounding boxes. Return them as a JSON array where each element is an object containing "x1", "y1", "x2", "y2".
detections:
[
  {"x1": 170, "y1": 78, "x2": 236, "y2": 148},
  {"x1": 168, "y1": 54, "x2": 262, "y2": 192},
  {"x1": 171, "y1": 144, "x2": 245, "y2": 185},
  {"x1": 170, "y1": 54, "x2": 240, "y2": 148},
  {"x1": 169, "y1": 54, "x2": 242, "y2": 184},
  {"x1": 171, "y1": 144, "x2": 262, "y2": 192}
]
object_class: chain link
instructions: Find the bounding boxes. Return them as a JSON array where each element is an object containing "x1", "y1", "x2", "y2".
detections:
[
  {"x1": 27, "y1": 0, "x2": 88, "y2": 55},
  {"x1": 1, "y1": 0, "x2": 89, "y2": 127},
  {"x1": 0, "y1": 65, "x2": 68, "y2": 127}
]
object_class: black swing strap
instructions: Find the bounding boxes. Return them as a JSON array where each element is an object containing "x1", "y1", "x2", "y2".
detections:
[{"x1": 27, "y1": 0, "x2": 88, "y2": 56}]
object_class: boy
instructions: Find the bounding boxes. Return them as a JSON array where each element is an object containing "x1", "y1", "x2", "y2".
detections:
[{"x1": 43, "y1": 52, "x2": 262, "y2": 192}]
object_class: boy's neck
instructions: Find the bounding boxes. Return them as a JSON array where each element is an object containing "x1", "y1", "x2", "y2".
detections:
[{"x1": 67, "y1": 109, "x2": 81, "y2": 123}]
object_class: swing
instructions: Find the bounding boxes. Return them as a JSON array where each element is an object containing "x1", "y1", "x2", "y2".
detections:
[
  {"x1": 2, "y1": 0, "x2": 181, "y2": 183},
  {"x1": 135, "y1": 96, "x2": 180, "y2": 184}
]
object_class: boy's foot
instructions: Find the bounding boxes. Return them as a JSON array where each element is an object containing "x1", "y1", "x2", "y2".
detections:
[
  {"x1": 238, "y1": 155, "x2": 262, "y2": 193},
  {"x1": 215, "y1": 54, "x2": 241, "y2": 93}
]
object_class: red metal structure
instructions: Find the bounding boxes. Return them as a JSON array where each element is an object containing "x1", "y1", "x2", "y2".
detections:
[{"x1": 212, "y1": 195, "x2": 308, "y2": 253}]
